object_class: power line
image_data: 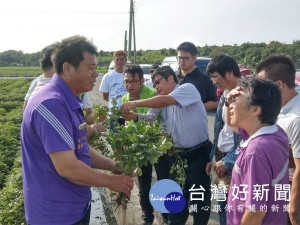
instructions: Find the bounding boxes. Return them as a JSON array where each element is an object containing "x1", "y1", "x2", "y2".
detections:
[{"x1": 0, "y1": 10, "x2": 128, "y2": 14}]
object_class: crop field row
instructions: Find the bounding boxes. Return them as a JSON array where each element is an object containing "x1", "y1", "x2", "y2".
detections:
[
  {"x1": 0, "y1": 78, "x2": 32, "y2": 224},
  {"x1": 0, "y1": 67, "x2": 108, "y2": 77}
]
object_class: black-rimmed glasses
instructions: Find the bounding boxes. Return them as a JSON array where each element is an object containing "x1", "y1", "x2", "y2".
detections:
[{"x1": 123, "y1": 79, "x2": 140, "y2": 85}]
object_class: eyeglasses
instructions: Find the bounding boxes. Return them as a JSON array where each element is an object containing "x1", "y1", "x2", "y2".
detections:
[
  {"x1": 123, "y1": 79, "x2": 140, "y2": 85},
  {"x1": 176, "y1": 56, "x2": 191, "y2": 61},
  {"x1": 210, "y1": 77, "x2": 217, "y2": 84},
  {"x1": 153, "y1": 77, "x2": 165, "y2": 88}
]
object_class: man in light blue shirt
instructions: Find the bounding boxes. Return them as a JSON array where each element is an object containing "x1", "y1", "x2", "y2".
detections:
[{"x1": 121, "y1": 66, "x2": 212, "y2": 225}]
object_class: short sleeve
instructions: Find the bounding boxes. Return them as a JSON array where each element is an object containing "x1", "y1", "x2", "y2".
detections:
[
  {"x1": 289, "y1": 117, "x2": 300, "y2": 158},
  {"x1": 32, "y1": 99, "x2": 75, "y2": 154},
  {"x1": 204, "y1": 75, "x2": 218, "y2": 102},
  {"x1": 24, "y1": 77, "x2": 39, "y2": 100},
  {"x1": 99, "y1": 74, "x2": 109, "y2": 93},
  {"x1": 138, "y1": 107, "x2": 161, "y2": 122},
  {"x1": 81, "y1": 92, "x2": 93, "y2": 109},
  {"x1": 170, "y1": 83, "x2": 201, "y2": 108}
]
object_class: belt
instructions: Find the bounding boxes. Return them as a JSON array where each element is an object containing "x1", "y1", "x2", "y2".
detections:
[{"x1": 177, "y1": 139, "x2": 212, "y2": 162}]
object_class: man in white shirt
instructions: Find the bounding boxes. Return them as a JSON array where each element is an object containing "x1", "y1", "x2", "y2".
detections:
[
  {"x1": 23, "y1": 43, "x2": 58, "y2": 110},
  {"x1": 99, "y1": 50, "x2": 128, "y2": 109},
  {"x1": 256, "y1": 54, "x2": 300, "y2": 225},
  {"x1": 206, "y1": 54, "x2": 242, "y2": 225}
]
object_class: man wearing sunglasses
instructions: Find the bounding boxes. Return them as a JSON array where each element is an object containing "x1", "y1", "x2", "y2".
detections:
[
  {"x1": 121, "y1": 66, "x2": 212, "y2": 225},
  {"x1": 121, "y1": 64, "x2": 169, "y2": 225}
]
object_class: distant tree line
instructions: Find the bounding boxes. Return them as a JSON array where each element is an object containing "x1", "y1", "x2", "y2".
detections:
[
  {"x1": 1, "y1": 41, "x2": 299, "y2": 69},
  {"x1": 0, "y1": 50, "x2": 40, "y2": 67}
]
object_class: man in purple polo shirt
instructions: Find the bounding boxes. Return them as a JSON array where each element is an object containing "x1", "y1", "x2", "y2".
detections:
[
  {"x1": 21, "y1": 35, "x2": 134, "y2": 225},
  {"x1": 225, "y1": 78, "x2": 289, "y2": 225}
]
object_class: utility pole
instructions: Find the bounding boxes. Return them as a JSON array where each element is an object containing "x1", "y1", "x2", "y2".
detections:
[
  {"x1": 133, "y1": 7, "x2": 136, "y2": 63},
  {"x1": 128, "y1": 0, "x2": 133, "y2": 61},
  {"x1": 124, "y1": 30, "x2": 127, "y2": 53}
]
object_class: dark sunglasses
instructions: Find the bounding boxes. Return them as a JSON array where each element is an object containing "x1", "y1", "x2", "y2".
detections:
[{"x1": 153, "y1": 77, "x2": 165, "y2": 88}]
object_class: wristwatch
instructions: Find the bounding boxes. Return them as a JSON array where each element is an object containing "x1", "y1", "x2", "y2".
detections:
[{"x1": 225, "y1": 100, "x2": 230, "y2": 107}]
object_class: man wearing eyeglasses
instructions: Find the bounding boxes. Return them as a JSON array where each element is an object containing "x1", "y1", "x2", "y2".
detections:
[
  {"x1": 175, "y1": 42, "x2": 218, "y2": 111},
  {"x1": 121, "y1": 64, "x2": 169, "y2": 225},
  {"x1": 121, "y1": 66, "x2": 212, "y2": 225},
  {"x1": 206, "y1": 54, "x2": 243, "y2": 225},
  {"x1": 256, "y1": 55, "x2": 300, "y2": 225}
]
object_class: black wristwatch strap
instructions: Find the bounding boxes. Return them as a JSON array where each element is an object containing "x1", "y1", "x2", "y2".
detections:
[{"x1": 225, "y1": 100, "x2": 230, "y2": 107}]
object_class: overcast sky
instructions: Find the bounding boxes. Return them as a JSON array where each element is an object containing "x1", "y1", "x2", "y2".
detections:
[{"x1": 0, "y1": 0, "x2": 299, "y2": 53}]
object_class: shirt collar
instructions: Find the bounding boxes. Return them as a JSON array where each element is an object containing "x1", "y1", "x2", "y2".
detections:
[
  {"x1": 52, "y1": 74, "x2": 81, "y2": 111},
  {"x1": 178, "y1": 67, "x2": 199, "y2": 77},
  {"x1": 280, "y1": 93, "x2": 300, "y2": 114},
  {"x1": 240, "y1": 124, "x2": 278, "y2": 148},
  {"x1": 129, "y1": 85, "x2": 144, "y2": 101},
  {"x1": 173, "y1": 84, "x2": 180, "y2": 91}
]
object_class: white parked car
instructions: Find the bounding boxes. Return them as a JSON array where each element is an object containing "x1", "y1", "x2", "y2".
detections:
[
  {"x1": 140, "y1": 64, "x2": 154, "y2": 88},
  {"x1": 107, "y1": 60, "x2": 132, "y2": 72},
  {"x1": 161, "y1": 56, "x2": 211, "y2": 72}
]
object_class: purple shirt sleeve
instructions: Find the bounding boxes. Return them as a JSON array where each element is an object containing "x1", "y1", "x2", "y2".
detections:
[{"x1": 32, "y1": 99, "x2": 76, "y2": 154}]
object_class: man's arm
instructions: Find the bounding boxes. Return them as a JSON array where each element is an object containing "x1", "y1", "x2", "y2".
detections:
[
  {"x1": 103, "y1": 92, "x2": 109, "y2": 102},
  {"x1": 214, "y1": 160, "x2": 227, "y2": 177},
  {"x1": 49, "y1": 150, "x2": 133, "y2": 197},
  {"x1": 81, "y1": 92, "x2": 94, "y2": 124},
  {"x1": 225, "y1": 88, "x2": 240, "y2": 133},
  {"x1": 122, "y1": 111, "x2": 138, "y2": 122},
  {"x1": 84, "y1": 108, "x2": 94, "y2": 125},
  {"x1": 204, "y1": 74, "x2": 218, "y2": 110},
  {"x1": 121, "y1": 95, "x2": 176, "y2": 113},
  {"x1": 214, "y1": 146, "x2": 240, "y2": 176},
  {"x1": 290, "y1": 157, "x2": 300, "y2": 225},
  {"x1": 89, "y1": 147, "x2": 119, "y2": 172},
  {"x1": 86, "y1": 123, "x2": 106, "y2": 141},
  {"x1": 223, "y1": 147, "x2": 240, "y2": 167},
  {"x1": 241, "y1": 209, "x2": 266, "y2": 225},
  {"x1": 23, "y1": 77, "x2": 40, "y2": 111},
  {"x1": 204, "y1": 100, "x2": 219, "y2": 111},
  {"x1": 122, "y1": 107, "x2": 161, "y2": 123},
  {"x1": 138, "y1": 107, "x2": 161, "y2": 122}
]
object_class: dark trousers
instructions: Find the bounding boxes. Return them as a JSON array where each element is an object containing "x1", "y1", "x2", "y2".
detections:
[
  {"x1": 168, "y1": 144, "x2": 211, "y2": 225},
  {"x1": 218, "y1": 195, "x2": 227, "y2": 225},
  {"x1": 138, "y1": 154, "x2": 170, "y2": 223}
]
